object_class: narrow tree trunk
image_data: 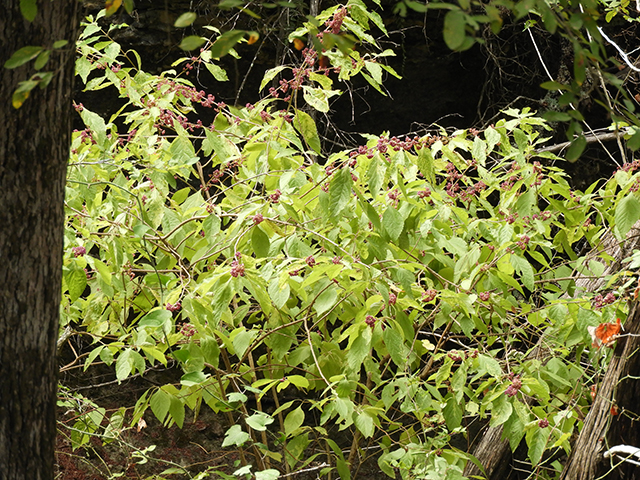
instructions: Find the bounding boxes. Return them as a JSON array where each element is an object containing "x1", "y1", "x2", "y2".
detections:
[{"x1": 0, "y1": 2, "x2": 78, "y2": 479}]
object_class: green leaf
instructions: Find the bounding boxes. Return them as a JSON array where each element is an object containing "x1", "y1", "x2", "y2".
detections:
[
  {"x1": 115, "y1": 349, "x2": 133, "y2": 381},
  {"x1": 293, "y1": 109, "x2": 321, "y2": 154},
  {"x1": 383, "y1": 323, "x2": 408, "y2": 367},
  {"x1": 417, "y1": 147, "x2": 435, "y2": 184},
  {"x1": 255, "y1": 469, "x2": 281, "y2": 480},
  {"x1": 284, "y1": 406, "x2": 305, "y2": 437},
  {"x1": 615, "y1": 194, "x2": 640, "y2": 238},
  {"x1": 302, "y1": 86, "x2": 340, "y2": 113},
  {"x1": 328, "y1": 168, "x2": 353, "y2": 218},
  {"x1": 510, "y1": 254, "x2": 534, "y2": 291},
  {"x1": 268, "y1": 277, "x2": 290, "y2": 309},
  {"x1": 628, "y1": 129, "x2": 640, "y2": 151},
  {"x1": 222, "y1": 424, "x2": 251, "y2": 447},
  {"x1": 443, "y1": 396, "x2": 462, "y2": 429},
  {"x1": 53, "y1": 40, "x2": 69, "y2": 49},
  {"x1": 489, "y1": 394, "x2": 512, "y2": 427},
  {"x1": 181, "y1": 371, "x2": 207, "y2": 386},
  {"x1": 210, "y1": 30, "x2": 246, "y2": 58},
  {"x1": 4, "y1": 46, "x2": 42, "y2": 69},
  {"x1": 179, "y1": 36, "x2": 206, "y2": 51},
  {"x1": 139, "y1": 309, "x2": 172, "y2": 328},
  {"x1": 540, "y1": 81, "x2": 568, "y2": 91},
  {"x1": 205, "y1": 62, "x2": 229, "y2": 81},
  {"x1": 233, "y1": 328, "x2": 258, "y2": 358},
  {"x1": 354, "y1": 411, "x2": 375, "y2": 438},
  {"x1": 150, "y1": 389, "x2": 171, "y2": 423},
  {"x1": 246, "y1": 412, "x2": 275, "y2": 432},
  {"x1": 169, "y1": 395, "x2": 185, "y2": 428},
  {"x1": 252, "y1": 226, "x2": 270, "y2": 258},
  {"x1": 314, "y1": 286, "x2": 337, "y2": 315},
  {"x1": 443, "y1": 10, "x2": 467, "y2": 50},
  {"x1": 477, "y1": 354, "x2": 502, "y2": 378},
  {"x1": 526, "y1": 425, "x2": 551, "y2": 465},
  {"x1": 66, "y1": 266, "x2": 87, "y2": 303},
  {"x1": 20, "y1": 0, "x2": 37, "y2": 21},
  {"x1": 260, "y1": 65, "x2": 287, "y2": 92},
  {"x1": 346, "y1": 326, "x2": 371, "y2": 372},
  {"x1": 382, "y1": 206, "x2": 404, "y2": 242},
  {"x1": 174, "y1": 12, "x2": 197, "y2": 27},
  {"x1": 565, "y1": 134, "x2": 586, "y2": 162}
]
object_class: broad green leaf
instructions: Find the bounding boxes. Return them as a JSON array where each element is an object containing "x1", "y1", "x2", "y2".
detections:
[
  {"x1": 268, "y1": 277, "x2": 290, "y2": 309},
  {"x1": 138, "y1": 309, "x2": 172, "y2": 328},
  {"x1": 443, "y1": 10, "x2": 467, "y2": 50},
  {"x1": 4, "y1": 46, "x2": 42, "y2": 69},
  {"x1": 233, "y1": 328, "x2": 258, "y2": 358},
  {"x1": 382, "y1": 206, "x2": 404, "y2": 242},
  {"x1": 565, "y1": 135, "x2": 587, "y2": 162},
  {"x1": 179, "y1": 35, "x2": 206, "y2": 51},
  {"x1": 20, "y1": 0, "x2": 37, "y2": 21},
  {"x1": 354, "y1": 410, "x2": 375, "y2": 438},
  {"x1": 293, "y1": 109, "x2": 321, "y2": 154},
  {"x1": 443, "y1": 396, "x2": 462, "y2": 429},
  {"x1": 526, "y1": 425, "x2": 551, "y2": 465},
  {"x1": 181, "y1": 371, "x2": 207, "y2": 386},
  {"x1": 284, "y1": 406, "x2": 305, "y2": 437},
  {"x1": 383, "y1": 323, "x2": 408, "y2": 367},
  {"x1": 477, "y1": 354, "x2": 502, "y2": 378},
  {"x1": 615, "y1": 194, "x2": 640, "y2": 239},
  {"x1": 222, "y1": 425, "x2": 250, "y2": 447},
  {"x1": 245, "y1": 411, "x2": 275, "y2": 431},
  {"x1": 328, "y1": 168, "x2": 353, "y2": 217},
  {"x1": 174, "y1": 12, "x2": 197, "y2": 28},
  {"x1": 255, "y1": 469, "x2": 281, "y2": 480},
  {"x1": 301, "y1": 85, "x2": 340, "y2": 113},
  {"x1": 115, "y1": 349, "x2": 133, "y2": 381},
  {"x1": 205, "y1": 62, "x2": 229, "y2": 81},
  {"x1": 210, "y1": 30, "x2": 246, "y2": 58},
  {"x1": 489, "y1": 394, "x2": 512, "y2": 427},
  {"x1": 260, "y1": 65, "x2": 287, "y2": 92},
  {"x1": 66, "y1": 267, "x2": 87, "y2": 303},
  {"x1": 252, "y1": 226, "x2": 270, "y2": 258},
  {"x1": 169, "y1": 395, "x2": 185, "y2": 428},
  {"x1": 150, "y1": 389, "x2": 171, "y2": 423},
  {"x1": 314, "y1": 286, "x2": 338, "y2": 315},
  {"x1": 346, "y1": 327, "x2": 371, "y2": 372}
]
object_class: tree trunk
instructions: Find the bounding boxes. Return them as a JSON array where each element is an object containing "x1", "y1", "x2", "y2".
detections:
[
  {"x1": 465, "y1": 222, "x2": 640, "y2": 480},
  {"x1": 0, "y1": 2, "x2": 78, "y2": 479}
]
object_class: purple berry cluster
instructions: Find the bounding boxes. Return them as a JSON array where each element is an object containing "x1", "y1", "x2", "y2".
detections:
[
  {"x1": 72, "y1": 246, "x2": 86, "y2": 257},
  {"x1": 167, "y1": 302, "x2": 182, "y2": 312},
  {"x1": 505, "y1": 373, "x2": 522, "y2": 397},
  {"x1": 179, "y1": 323, "x2": 196, "y2": 337},
  {"x1": 592, "y1": 292, "x2": 616, "y2": 309}
]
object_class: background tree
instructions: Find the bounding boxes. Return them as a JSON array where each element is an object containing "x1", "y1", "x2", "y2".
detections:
[{"x1": 0, "y1": 1, "x2": 79, "y2": 478}]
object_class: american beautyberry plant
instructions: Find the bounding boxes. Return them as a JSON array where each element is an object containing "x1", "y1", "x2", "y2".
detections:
[{"x1": 59, "y1": 6, "x2": 640, "y2": 480}]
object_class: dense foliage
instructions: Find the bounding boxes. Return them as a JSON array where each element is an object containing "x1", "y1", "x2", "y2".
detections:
[{"x1": 44, "y1": 2, "x2": 640, "y2": 479}]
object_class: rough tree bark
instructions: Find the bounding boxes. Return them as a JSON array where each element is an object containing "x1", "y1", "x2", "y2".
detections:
[
  {"x1": 464, "y1": 223, "x2": 640, "y2": 480},
  {"x1": 0, "y1": 2, "x2": 78, "y2": 479}
]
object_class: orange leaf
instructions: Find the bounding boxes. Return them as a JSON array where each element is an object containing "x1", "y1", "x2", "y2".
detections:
[
  {"x1": 293, "y1": 38, "x2": 305, "y2": 51},
  {"x1": 247, "y1": 32, "x2": 259, "y2": 45},
  {"x1": 105, "y1": 0, "x2": 122, "y2": 17},
  {"x1": 611, "y1": 405, "x2": 619, "y2": 416},
  {"x1": 588, "y1": 318, "x2": 622, "y2": 348}
]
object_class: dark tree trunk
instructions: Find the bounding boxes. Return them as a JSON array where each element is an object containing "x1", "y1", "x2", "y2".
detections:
[{"x1": 0, "y1": 2, "x2": 78, "y2": 479}]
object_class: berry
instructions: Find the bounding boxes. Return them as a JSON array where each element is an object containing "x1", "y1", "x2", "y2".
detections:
[{"x1": 72, "y1": 246, "x2": 86, "y2": 257}]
